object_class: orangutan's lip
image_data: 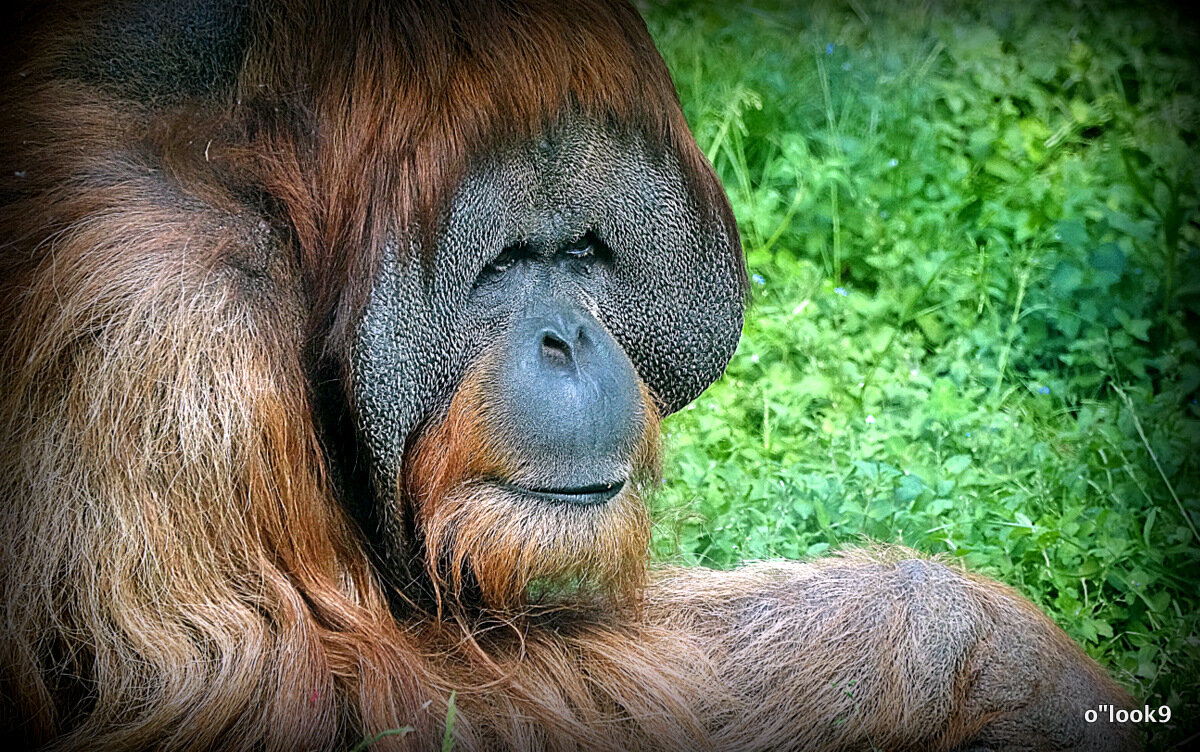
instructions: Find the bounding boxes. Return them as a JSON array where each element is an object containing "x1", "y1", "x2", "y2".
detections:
[{"x1": 496, "y1": 478, "x2": 626, "y2": 506}]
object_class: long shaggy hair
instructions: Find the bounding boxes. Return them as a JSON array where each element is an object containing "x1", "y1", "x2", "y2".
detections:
[
  {"x1": 0, "y1": 2, "x2": 1140, "y2": 751},
  {"x1": 0, "y1": 1, "x2": 728, "y2": 749}
]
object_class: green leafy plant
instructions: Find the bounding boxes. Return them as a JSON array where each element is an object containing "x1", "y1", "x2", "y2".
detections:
[{"x1": 643, "y1": 1, "x2": 1199, "y2": 746}]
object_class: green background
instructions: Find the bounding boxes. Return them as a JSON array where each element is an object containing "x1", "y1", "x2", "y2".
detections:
[{"x1": 640, "y1": 1, "x2": 1200, "y2": 746}]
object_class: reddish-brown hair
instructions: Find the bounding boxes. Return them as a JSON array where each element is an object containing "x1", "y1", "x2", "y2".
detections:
[
  {"x1": 0, "y1": 2, "x2": 731, "y2": 749},
  {"x1": 2, "y1": 3, "x2": 1136, "y2": 751},
  {"x1": 235, "y1": 0, "x2": 735, "y2": 346},
  {"x1": 407, "y1": 362, "x2": 661, "y2": 614}
]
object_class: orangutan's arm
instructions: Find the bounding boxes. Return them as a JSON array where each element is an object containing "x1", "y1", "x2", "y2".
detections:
[{"x1": 643, "y1": 548, "x2": 1141, "y2": 752}]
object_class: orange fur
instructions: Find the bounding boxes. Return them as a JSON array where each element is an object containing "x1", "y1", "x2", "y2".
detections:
[
  {"x1": 0, "y1": 2, "x2": 1139, "y2": 750},
  {"x1": 406, "y1": 361, "x2": 659, "y2": 613}
]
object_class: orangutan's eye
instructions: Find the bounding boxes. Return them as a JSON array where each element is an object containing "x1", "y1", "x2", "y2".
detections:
[
  {"x1": 563, "y1": 233, "x2": 596, "y2": 260},
  {"x1": 480, "y1": 243, "x2": 531, "y2": 280}
]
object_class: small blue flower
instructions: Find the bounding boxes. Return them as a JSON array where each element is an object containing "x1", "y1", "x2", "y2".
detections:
[
  {"x1": 1038, "y1": 385, "x2": 1051, "y2": 395},
  {"x1": 888, "y1": 158, "x2": 899, "y2": 168},
  {"x1": 752, "y1": 274, "x2": 766, "y2": 286},
  {"x1": 880, "y1": 210, "x2": 889, "y2": 219},
  {"x1": 834, "y1": 286, "x2": 848, "y2": 296},
  {"x1": 965, "y1": 432, "x2": 971, "y2": 437},
  {"x1": 825, "y1": 43, "x2": 835, "y2": 55}
]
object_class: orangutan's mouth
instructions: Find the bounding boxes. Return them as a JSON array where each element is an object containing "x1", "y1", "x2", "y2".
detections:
[{"x1": 496, "y1": 479, "x2": 626, "y2": 506}]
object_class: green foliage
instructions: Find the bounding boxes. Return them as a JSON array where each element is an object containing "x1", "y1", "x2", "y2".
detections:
[
  {"x1": 642, "y1": 0, "x2": 1199, "y2": 745},
  {"x1": 442, "y1": 692, "x2": 457, "y2": 752},
  {"x1": 345, "y1": 692, "x2": 455, "y2": 751},
  {"x1": 348, "y1": 728, "x2": 413, "y2": 751}
]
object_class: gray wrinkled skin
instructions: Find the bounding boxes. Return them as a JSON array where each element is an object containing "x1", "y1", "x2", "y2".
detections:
[{"x1": 354, "y1": 117, "x2": 743, "y2": 555}]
